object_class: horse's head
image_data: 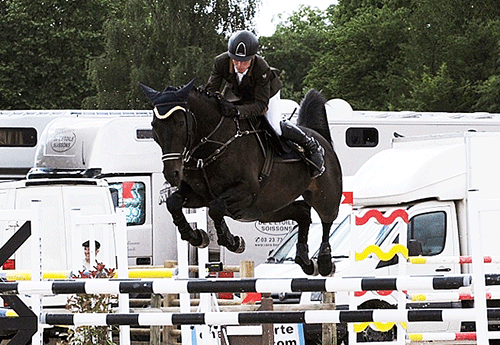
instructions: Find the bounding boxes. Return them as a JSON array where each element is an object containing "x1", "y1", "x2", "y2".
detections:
[{"x1": 140, "y1": 79, "x2": 196, "y2": 187}]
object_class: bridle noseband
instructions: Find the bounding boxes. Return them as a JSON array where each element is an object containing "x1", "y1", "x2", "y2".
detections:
[{"x1": 155, "y1": 102, "x2": 196, "y2": 165}]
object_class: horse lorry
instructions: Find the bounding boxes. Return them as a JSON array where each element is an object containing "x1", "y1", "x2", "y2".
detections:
[
  {"x1": 4, "y1": 106, "x2": 500, "y2": 267},
  {"x1": 257, "y1": 131, "x2": 500, "y2": 342}
]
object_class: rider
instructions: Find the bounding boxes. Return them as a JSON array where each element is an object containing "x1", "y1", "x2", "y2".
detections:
[{"x1": 205, "y1": 30, "x2": 325, "y2": 178}]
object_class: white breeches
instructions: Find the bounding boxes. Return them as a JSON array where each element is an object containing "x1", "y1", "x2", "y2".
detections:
[{"x1": 264, "y1": 91, "x2": 283, "y2": 136}]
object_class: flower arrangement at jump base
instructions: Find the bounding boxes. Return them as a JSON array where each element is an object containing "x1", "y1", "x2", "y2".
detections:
[{"x1": 63, "y1": 262, "x2": 117, "y2": 345}]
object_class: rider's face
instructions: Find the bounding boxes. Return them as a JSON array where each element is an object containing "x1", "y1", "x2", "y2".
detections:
[{"x1": 232, "y1": 59, "x2": 252, "y2": 74}]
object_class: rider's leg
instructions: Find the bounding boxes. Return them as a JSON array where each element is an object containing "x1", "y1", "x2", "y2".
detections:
[
  {"x1": 264, "y1": 91, "x2": 284, "y2": 135},
  {"x1": 264, "y1": 92, "x2": 325, "y2": 178},
  {"x1": 280, "y1": 121, "x2": 325, "y2": 178}
]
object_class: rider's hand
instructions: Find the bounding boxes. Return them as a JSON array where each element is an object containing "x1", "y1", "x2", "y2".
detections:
[{"x1": 219, "y1": 99, "x2": 240, "y2": 118}]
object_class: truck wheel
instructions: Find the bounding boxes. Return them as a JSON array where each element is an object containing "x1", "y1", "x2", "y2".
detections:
[
  {"x1": 336, "y1": 300, "x2": 396, "y2": 343},
  {"x1": 356, "y1": 300, "x2": 396, "y2": 342},
  {"x1": 357, "y1": 323, "x2": 396, "y2": 342}
]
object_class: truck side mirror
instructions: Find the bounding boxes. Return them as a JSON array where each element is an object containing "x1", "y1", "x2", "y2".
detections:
[
  {"x1": 109, "y1": 188, "x2": 119, "y2": 209},
  {"x1": 408, "y1": 239, "x2": 423, "y2": 256}
]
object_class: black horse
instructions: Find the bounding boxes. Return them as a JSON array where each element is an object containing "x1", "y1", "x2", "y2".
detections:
[{"x1": 140, "y1": 79, "x2": 342, "y2": 276}]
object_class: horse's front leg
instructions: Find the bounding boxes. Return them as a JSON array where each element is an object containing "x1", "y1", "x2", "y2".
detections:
[
  {"x1": 166, "y1": 190, "x2": 209, "y2": 248},
  {"x1": 208, "y1": 197, "x2": 246, "y2": 254}
]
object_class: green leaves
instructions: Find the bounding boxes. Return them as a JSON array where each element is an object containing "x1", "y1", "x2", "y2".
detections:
[
  {"x1": 3, "y1": 0, "x2": 500, "y2": 112},
  {"x1": 261, "y1": 0, "x2": 500, "y2": 112},
  {"x1": 0, "y1": 0, "x2": 115, "y2": 110}
]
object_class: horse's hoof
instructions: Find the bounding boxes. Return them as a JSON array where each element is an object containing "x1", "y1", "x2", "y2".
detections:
[
  {"x1": 318, "y1": 259, "x2": 335, "y2": 277},
  {"x1": 310, "y1": 259, "x2": 319, "y2": 276},
  {"x1": 193, "y1": 229, "x2": 210, "y2": 248},
  {"x1": 295, "y1": 256, "x2": 318, "y2": 276},
  {"x1": 302, "y1": 259, "x2": 318, "y2": 276},
  {"x1": 232, "y1": 236, "x2": 246, "y2": 253},
  {"x1": 223, "y1": 236, "x2": 246, "y2": 253},
  {"x1": 318, "y1": 243, "x2": 333, "y2": 276}
]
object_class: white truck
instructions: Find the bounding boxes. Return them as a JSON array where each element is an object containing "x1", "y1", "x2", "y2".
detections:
[
  {"x1": 257, "y1": 131, "x2": 500, "y2": 342},
  {"x1": 0, "y1": 178, "x2": 118, "y2": 272},
  {"x1": 26, "y1": 115, "x2": 176, "y2": 267},
  {"x1": 3, "y1": 105, "x2": 500, "y2": 267},
  {"x1": 325, "y1": 99, "x2": 500, "y2": 176},
  {"x1": 0, "y1": 110, "x2": 152, "y2": 181}
]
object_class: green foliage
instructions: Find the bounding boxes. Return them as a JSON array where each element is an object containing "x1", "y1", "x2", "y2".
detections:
[
  {"x1": 2, "y1": 0, "x2": 500, "y2": 112},
  {"x1": 260, "y1": 0, "x2": 500, "y2": 112},
  {"x1": 83, "y1": 0, "x2": 258, "y2": 109},
  {"x1": 0, "y1": 0, "x2": 118, "y2": 110},
  {"x1": 64, "y1": 262, "x2": 116, "y2": 345},
  {"x1": 476, "y1": 75, "x2": 500, "y2": 113},
  {"x1": 260, "y1": 6, "x2": 331, "y2": 102},
  {"x1": 305, "y1": 5, "x2": 411, "y2": 110}
]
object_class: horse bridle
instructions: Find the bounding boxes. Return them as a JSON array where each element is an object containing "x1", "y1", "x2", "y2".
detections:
[
  {"x1": 155, "y1": 99, "x2": 262, "y2": 198},
  {"x1": 154, "y1": 102, "x2": 196, "y2": 165}
]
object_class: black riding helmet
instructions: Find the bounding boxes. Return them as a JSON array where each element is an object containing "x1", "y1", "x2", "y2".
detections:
[{"x1": 228, "y1": 30, "x2": 259, "y2": 61}]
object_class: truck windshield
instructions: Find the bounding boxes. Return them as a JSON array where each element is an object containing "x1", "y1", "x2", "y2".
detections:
[{"x1": 266, "y1": 215, "x2": 397, "y2": 262}]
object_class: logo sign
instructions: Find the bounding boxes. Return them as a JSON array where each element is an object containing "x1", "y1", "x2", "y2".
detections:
[
  {"x1": 50, "y1": 130, "x2": 76, "y2": 153},
  {"x1": 274, "y1": 324, "x2": 305, "y2": 345},
  {"x1": 254, "y1": 220, "x2": 295, "y2": 236}
]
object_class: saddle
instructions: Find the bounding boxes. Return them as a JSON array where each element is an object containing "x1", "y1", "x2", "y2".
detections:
[{"x1": 248, "y1": 117, "x2": 305, "y2": 184}]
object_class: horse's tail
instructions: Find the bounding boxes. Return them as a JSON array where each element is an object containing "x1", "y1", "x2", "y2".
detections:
[{"x1": 297, "y1": 89, "x2": 332, "y2": 147}]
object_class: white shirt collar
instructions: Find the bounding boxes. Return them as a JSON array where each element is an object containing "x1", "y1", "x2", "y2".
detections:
[{"x1": 236, "y1": 69, "x2": 248, "y2": 84}]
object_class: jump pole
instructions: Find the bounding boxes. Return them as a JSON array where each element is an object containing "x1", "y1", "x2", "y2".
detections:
[
  {"x1": 0, "y1": 268, "x2": 175, "y2": 280},
  {"x1": 409, "y1": 255, "x2": 500, "y2": 264},
  {"x1": 407, "y1": 331, "x2": 500, "y2": 342},
  {"x1": 41, "y1": 308, "x2": 500, "y2": 326},
  {"x1": 0, "y1": 274, "x2": 473, "y2": 295}
]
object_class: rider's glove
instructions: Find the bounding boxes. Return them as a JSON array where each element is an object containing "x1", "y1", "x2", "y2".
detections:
[{"x1": 219, "y1": 99, "x2": 240, "y2": 118}]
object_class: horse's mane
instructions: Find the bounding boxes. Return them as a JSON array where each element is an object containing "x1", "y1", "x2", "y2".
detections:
[
  {"x1": 194, "y1": 86, "x2": 220, "y2": 100},
  {"x1": 297, "y1": 90, "x2": 332, "y2": 146},
  {"x1": 191, "y1": 86, "x2": 224, "y2": 109}
]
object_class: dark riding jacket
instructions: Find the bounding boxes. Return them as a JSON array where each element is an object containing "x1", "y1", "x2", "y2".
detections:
[{"x1": 205, "y1": 52, "x2": 282, "y2": 119}]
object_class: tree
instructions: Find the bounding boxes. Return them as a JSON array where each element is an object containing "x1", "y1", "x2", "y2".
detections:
[
  {"x1": 260, "y1": 6, "x2": 332, "y2": 102},
  {"x1": 0, "y1": 0, "x2": 119, "y2": 110},
  {"x1": 84, "y1": 0, "x2": 259, "y2": 109},
  {"x1": 301, "y1": 0, "x2": 500, "y2": 111},
  {"x1": 305, "y1": 5, "x2": 411, "y2": 110}
]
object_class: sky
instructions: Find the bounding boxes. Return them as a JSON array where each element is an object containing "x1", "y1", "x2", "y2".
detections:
[{"x1": 254, "y1": 0, "x2": 336, "y2": 37}]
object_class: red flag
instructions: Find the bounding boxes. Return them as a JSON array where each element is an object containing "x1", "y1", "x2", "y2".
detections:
[
  {"x1": 242, "y1": 292, "x2": 262, "y2": 304},
  {"x1": 341, "y1": 191, "x2": 353, "y2": 205},
  {"x1": 122, "y1": 182, "x2": 134, "y2": 199}
]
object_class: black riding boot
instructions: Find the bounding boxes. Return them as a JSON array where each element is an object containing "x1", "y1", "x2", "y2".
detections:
[{"x1": 280, "y1": 120, "x2": 325, "y2": 178}]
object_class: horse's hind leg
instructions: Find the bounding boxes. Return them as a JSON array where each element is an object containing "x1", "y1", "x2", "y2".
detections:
[
  {"x1": 166, "y1": 190, "x2": 209, "y2": 248},
  {"x1": 317, "y1": 222, "x2": 334, "y2": 276},
  {"x1": 259, "y1": 200, "x2": 317, "y2": 276}
]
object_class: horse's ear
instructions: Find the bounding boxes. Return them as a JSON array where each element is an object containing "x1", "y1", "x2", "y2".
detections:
[
  {"x1": 176, "y1": 78, "x2": 196, "y2": 101},
  {"x1": 139, "y1": 83, "x2": 160, "y2": 102}
]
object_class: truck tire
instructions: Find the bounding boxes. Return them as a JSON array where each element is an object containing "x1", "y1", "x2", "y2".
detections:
[{"x1": 336, "y1": 300, "x2": 397, "y2": 343}]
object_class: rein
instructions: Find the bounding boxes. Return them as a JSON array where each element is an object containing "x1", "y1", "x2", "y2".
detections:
[
  {"x1": 158, "y1": 100, "x2": 263, "y2": 199},
  {"x1": 183, "y1": 114, "x2": 262, "y2": 199},
  {"x1": 183, "y1": 116, "x2": 261, "y2": 170}
]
